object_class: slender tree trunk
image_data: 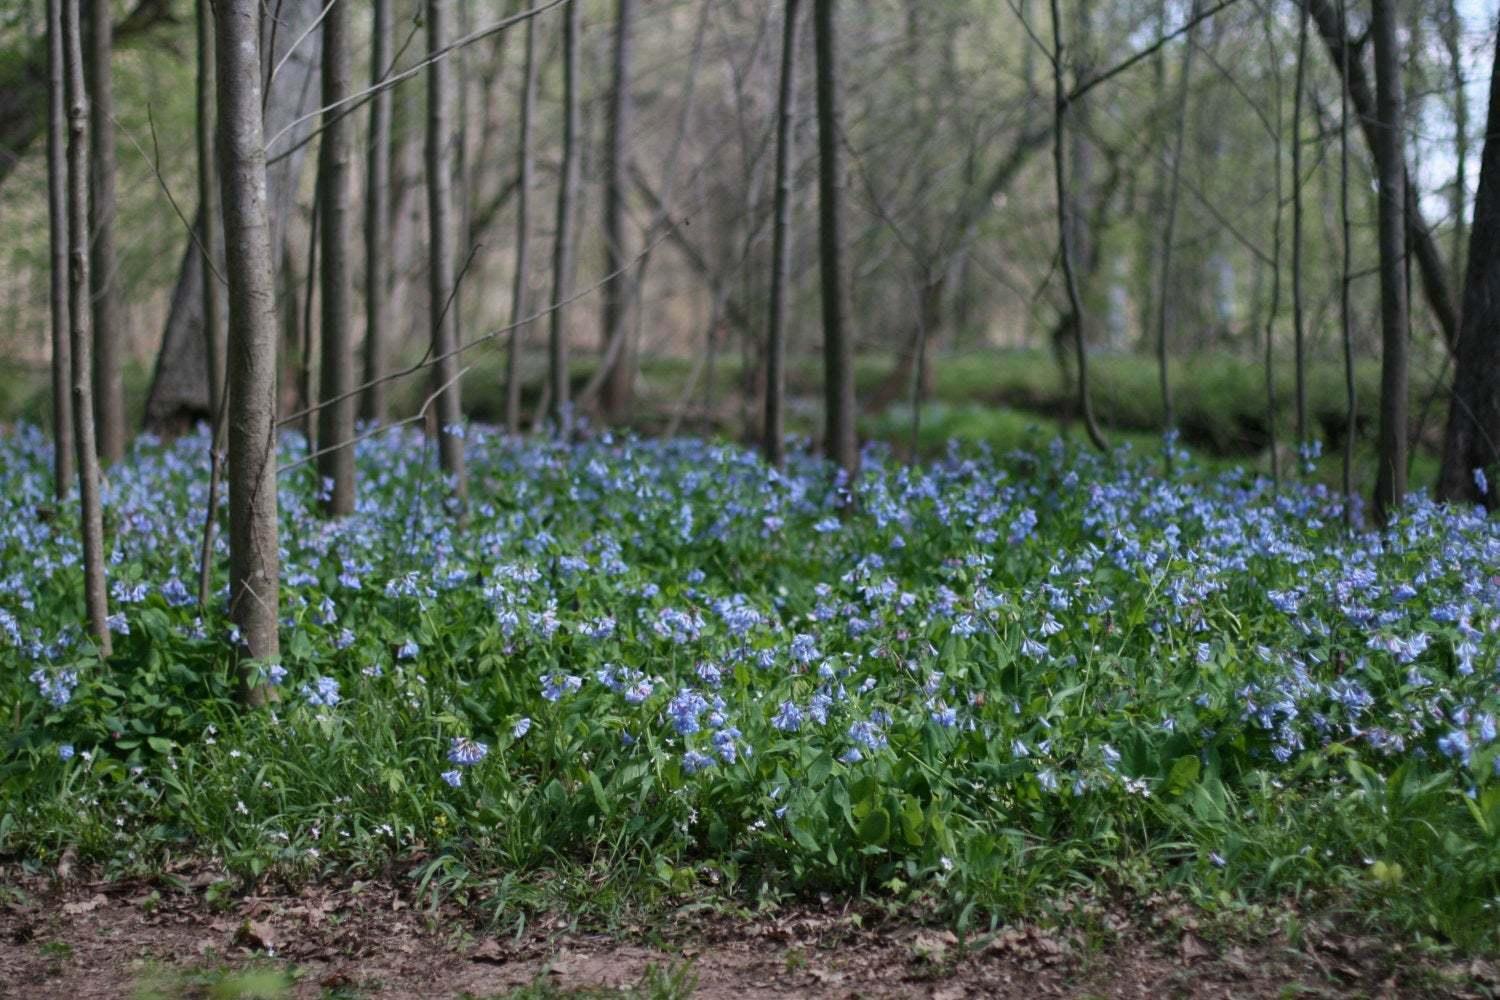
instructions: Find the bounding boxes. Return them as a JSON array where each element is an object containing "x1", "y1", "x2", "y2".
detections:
[
  {"x1": 1157, "y1": 0, "x2": 1197, "y2": 459},
  {"x1": 505, "y1": 0, "x2": 538, "y2": 435},
  {"x1": 316, "y1": 0, "x2": 355, "y2": 515},
  {"x1": 217, "y1": 0, "x2": 280, "y2": 701},
  {"x1": 194, "y1": 0, "x2": 227, "y2": 611},
  {"x1": 299, "y1": 181, "x2": 319, "y2": 451},
  {"x1": 1141, "y1": 0, "x2": 1169, "y2": 353},
  {"x1": 454, "y1": 0, "x2": 472, "y2": 340},
  {"x1": 1440, "y1": 0, "x2": 1467, "y2": 279},
  {"x1": 1437, "y1": 29, "x2": 1500, "y2": 508},
  {"x1": 600, "y1": 0, "x2": 637, "y2": 423},
  {"x1": 427, "y1": 0, "x2": 469, "y2": 500},
  {"x1": 197, "y1": 0, "x2": 225, "y2": 421},
  {"x1": 812, "y1": 0, "x2": 857, "y2": 477},
  {"x1": 548, "y1": 0, "x2": 581, "y2": 434},
  {"x1": 1338, "y1": 0, "x2": 1356, "y2": 526},
  {"x1": 1262, "y1": 7, "x2": 1284, "y2": 485},
  {"x1": 47, "y1": 0, "x2": 74, "y2": 499},
  {"x1": 1371, "y1": 0, "x2": 1407, "y2": 522},
  {"x1": 1050, "y1": 0, "x2": 1107, "y2": 452},
  {"x1": 362, "y1": 0, "x2": 394, "y2": 426},
  {"x1": 1291, "y1": 0, "x2": 1308, "y2": 453},
  {"x1": 86, "y1": 0, "x2": 123, "y2": 464},
  {"x1": 763, "y1": 0, "x2": 801, "y2": 469},
  {"x1": 63, "y1": 0, "x2": 111, "y2": 657}
]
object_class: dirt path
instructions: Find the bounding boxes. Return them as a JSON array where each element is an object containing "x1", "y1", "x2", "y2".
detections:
[{"x1": 0, "y1": 873, "x2": 1492, "y2": 998}]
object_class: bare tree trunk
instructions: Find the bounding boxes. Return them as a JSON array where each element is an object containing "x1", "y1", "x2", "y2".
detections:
[
  {"x1": 86, "y1": 0, "x2": 123, "y2": 464},
  {"x1": 1338, "y1": 0, "x2": 1356, "y2": 527},
  {"x1": 1157, "y1": 0, "x2": 1197, "y2": 459},
  {"x1": 1261, "y1": 7, "x2": 1284, "y2": 485},
  {"x1": 47, "y1": 0, "x2": 74, "y2": 499},
  {"x1": 1050, "y1": 0, "x2": 1107, "y2": 452},
  {"x1": 362, "y1": 0, "x2": 394, "y2": 426},
  {"x1": 1437, "y1": 29, "x2": 1500, "y2": 508},
  {"x1": 317, "y1": 0, "x2": 356, "y2": 515},
  {"x1": 599, "y1": 0, "x2": 637, "y2": 423},
  {"x1": 217, "y1": 0, "x2": 280, "y2": 702},
  {"x1": 548, "y1": 0, "x2": 581, "y2": 435},
  {"x1": 763, "y1": 0, "x2": 801, "y2": 470},
  {"x1": 812, "y1": 0, "x2": 857, "y2": 477},
  {"x1": 194, "y1": 0, "x2": 227, "y2": 611},
  {"x1": 1439, "y1": 0, "x2": 1467, "y2": 279},
  {"x1": 505, "y1": 0, "x2": 538, "y2": 435},
  {"x1": 427, "y1": 0, "x2": 468, "y2": 501},
  {"x1": 197, "y1": 0, "x2": 225, "y2": 421},
  {"x1": 1291, "y1": 0, "x2": 1309, "y2": 452},
  {"x1": 63, "y1": 0, "x2": 111, "y2": 657},
  {"x1": 1371, "y1": 0, "x2": 1407, "y2": 522},
  {"x1": 299, "y1": 181, "x2": 319, "y2": 452}
]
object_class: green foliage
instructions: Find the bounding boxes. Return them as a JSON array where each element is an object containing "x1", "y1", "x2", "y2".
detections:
[{"x1": 0, "y1": 425, "x2": 1496, "y2": 953}]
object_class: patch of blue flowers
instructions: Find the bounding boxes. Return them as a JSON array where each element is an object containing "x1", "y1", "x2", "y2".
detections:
[{"x1": 3, "y1": 421, "x2": 1499, "y2": 932}]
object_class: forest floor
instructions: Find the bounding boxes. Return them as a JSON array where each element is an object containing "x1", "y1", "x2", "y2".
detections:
[{"x1": 2, "y1": 868, "x2": 1496, "y2": 999}]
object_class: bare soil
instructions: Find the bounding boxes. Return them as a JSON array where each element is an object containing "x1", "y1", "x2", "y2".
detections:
[{"x1": 1, "y1": 867, "x2": 1494, "y2": 999}]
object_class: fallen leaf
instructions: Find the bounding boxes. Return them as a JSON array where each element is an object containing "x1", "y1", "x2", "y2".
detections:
[
  {"x1": 470, "y1": 939, "x2": 505, "y2": 963},
  {"x1": 913, "y1": 930, "x2": 958, "y2": 963},
  {"x1": 235, "y1": 919, "x2": 277, "y2": 952},
  {"x1": 62, "y1": 894, "x2": 107, "y2": 915},
  {"x1": 1180, "y1": 931, "x2": 1213, "y2": 964}
]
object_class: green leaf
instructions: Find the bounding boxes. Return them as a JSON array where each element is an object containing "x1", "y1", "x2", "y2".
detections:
[
  {"x1": 857, "y1": 807, "x2": 890, "y2": 846},
  {"x1": 899, "y1": 798, "x2": 925, "y2": 847},
  {"x1": 146, "y1": 736, "x2": 174, "y2": 755},
  {"x1": 1166, "y1": 755, "x2": 1201, "y2": 796}
]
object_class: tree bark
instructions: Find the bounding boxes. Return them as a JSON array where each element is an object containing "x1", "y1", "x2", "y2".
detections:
[
  {"x1": 812, "y1": 0, "x2": 857, "y2": 477},
  {"x1": 505, "y1": 0, "x2": 538, "y2": 435},
  {"x1": 197, "y1": 0, "x2": 225, "y2": 421},
  {"x1": 1338, "y1": 0, "x2": 1356, "y2": 526},
  {"x1": 427, "y1": 0, "x2": 469, "y2": 501},
  {"x1": 1261, "y1": 6, "x2": 1284, "y2": 485},
  {"x1": 143, "y1": 2, "x2": 322, "y2": 435},
  {"x1": 1370, "y1": 0, "x2": 1407, "y2": 522},
  {"x1": 63, "y1": 0, "x2": 111, "y2": 656},
  {"x1": 194, "y1": 0, "x2": 227, "y2": 611},
  {"x1": 1290, "y1": 0, "x2": 1308, "y2": 450},
  {"x1": 362, "y1": 0, "x2": 394, "y2": 426},
  {"x1": 548, "y1": 0, "x2": 581, "y2": 434},
  {"x1": 217, "y1": 0, "x2": 280, "y2": 701},
  {"x1": 1439, "y1": 0, "x2": 1467, "y2": 280},
  {"x1": 86, "y1": 0, "x2": 123, "y2": 464},
  {"x1": 317, "y1": 0, "x2": 356, "y2": 515},
  {"x1": 599, "y1": 0, "x2": 637, "y2": 423},
  {"x1": 763, "y1": 0, "x2": 801, "y2": 470},
  {"x1": 47, "y1": 0, "x2": 74, "y2": 499},
  {"x1": 1437, "y1": 28, "x2": 1500, "y2": 508}
]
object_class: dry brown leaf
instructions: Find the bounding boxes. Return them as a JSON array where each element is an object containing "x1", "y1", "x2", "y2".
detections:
[
  {"x1": 913, "y1": 929, "x2": 958, "y2": 963},
  {"x1": 234, "y1": 918, "x2": 277, "y2": 952},
  {"x1": 470, "y1": 939, "x2": 505, "y2": 964},
  {"x1": 1179, "y1": 930, "x2": 1213, "y2": 964},
  {"x1": 62, "y1": 894, "x2": 107, "y2": 915}
]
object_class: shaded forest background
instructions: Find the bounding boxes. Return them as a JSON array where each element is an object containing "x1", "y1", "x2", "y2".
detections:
[{"x1": 0, "y1": 0, "x2": 1493, "y2": 482}]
